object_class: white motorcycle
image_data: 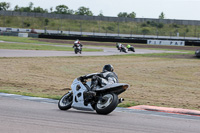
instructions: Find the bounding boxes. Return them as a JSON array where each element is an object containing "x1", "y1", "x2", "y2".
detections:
[
  {"x1": 58, "y1": 73, "x2": 129, "y2": 115},
  {"x1": 74, "y1": 46, "x2": 82, "y2": 54},
  {"x1": 119, "y1": 45, "x2": 128, "y2": 53},
  {"x1": 73, "y1": 43, "x2": 82, "y2": 54}
]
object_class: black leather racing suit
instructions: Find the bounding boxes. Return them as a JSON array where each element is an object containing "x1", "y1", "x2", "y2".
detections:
[{"x1": 84, "y1": 71, "x2": 118, "y2": 90}]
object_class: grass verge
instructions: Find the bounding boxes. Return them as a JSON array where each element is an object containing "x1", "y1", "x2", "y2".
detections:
[
  {"x1": 0, "y1": 36, "x2": 50, "y2": 44},
  {"x1": 0, "y1": 42, "x2": 102, "y2": 51},
  {"x1": 0, "y1": 55, "x2": 199, "y2": 109}
]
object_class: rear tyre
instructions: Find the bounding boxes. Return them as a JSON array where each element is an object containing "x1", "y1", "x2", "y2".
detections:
[
  {"x1": 95, "y1": 93, "x2": 118, "y2": 115},
  {"x1": 131, "y1": 47, "x2": 135, "y2": 52},
  {"x1": 58, "y1": 92, "x2": 73, "y2": 110}
]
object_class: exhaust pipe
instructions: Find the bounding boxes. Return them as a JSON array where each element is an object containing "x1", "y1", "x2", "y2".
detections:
[{"x1": 118, "y1": 98, "x2": 124, "y2": 103}]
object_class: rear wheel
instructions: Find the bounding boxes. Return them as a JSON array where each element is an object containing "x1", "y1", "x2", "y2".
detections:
[
  {"x1": 58, "y1": 92, "x2": 73, "y2": 110},
  {"x1": 131, "y1": 47, "x2": 135, "y2": 52},
  {"x1": 95, "y1": 93, "x2": 118, "y2": 115}
]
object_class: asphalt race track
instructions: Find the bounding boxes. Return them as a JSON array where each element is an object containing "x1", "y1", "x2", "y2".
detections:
[
  {"x1": 0, "y1": 94, "x2": 199, "y2": 133},
  {"x1": 1, "y1": 45, "x2": 198, "y2": 133},
  {"x1": 0, "y1": 46, "x2": 185, "y2": 57},
  {"x1": 0, "y1": 40, "x2": 186, "y2": 57}
]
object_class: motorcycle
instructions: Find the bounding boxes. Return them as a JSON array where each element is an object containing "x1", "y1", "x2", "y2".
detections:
[
  {"x1": 127, "y1": 46, "x2": 135, "y2": 52},
  {"x1": 74, "y1": 46, "x2": 82, "y2": 54},
  {"x1": 73, "y1": 43, "x2": 82, "y2": 54},
  {"x1": 116, "y1": 43, "x2": 121, "y2": 50},
  {"x1": 116, "y1": 43, "x2": 127, "y2": 53},
  {"x1": 195, "y1": 49, "x2": 200, "y2": 58},
  {"x1": 119, "y1": 45, "x2": 128, "y2": 53},
  {"x1": 58, "y1": 73, "x2": 129, "y2": 115}
]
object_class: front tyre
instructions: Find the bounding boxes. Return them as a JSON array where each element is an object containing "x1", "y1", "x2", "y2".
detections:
[
  {"x1": 75, "y1": 50, "x2": 77, "y2": 54},
  {"x1": 95, "y1": 93, "x2": 118, "y2": 115},
  {"x1": 58, "y1": 92, "x2": 73, "y2": 110}
]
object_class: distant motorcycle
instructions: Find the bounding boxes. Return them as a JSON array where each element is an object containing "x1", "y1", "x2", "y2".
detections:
[
  {"x1": 119, "y1": 45, "x2": 128, "y2": 53},
  {"x1": 195, "y1": 49, "x2": 200, "y2": 58},
  {"x1": 116, "y1": 43, "x2": 121, "y2": 50},
  {"x1": 73, "y1": 44, "x2": 82, "y2": 54},
  {"x1": 58, "y1": 74, "x2": 129, "y2": 115},
  {"x1": 116, "y1": 43, "x2": 127, "y2": 53},
  {"x1": 74, "y1": 46, "x2": 82, "y2": 54},
  {"x1": 127, "y1": 46, "x2": 135, "y2": 52}
]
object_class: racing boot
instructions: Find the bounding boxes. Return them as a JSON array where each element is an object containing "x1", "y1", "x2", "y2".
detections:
[
  {"x1": 84, "y1": 91, "x2": 96, "y2": 97},
  {"x1": 84, "y1": 83, "x2": 97, "y2": 98}
]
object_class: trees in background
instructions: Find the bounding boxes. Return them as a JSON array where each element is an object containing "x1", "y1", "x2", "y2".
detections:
[
  {"x1": 159, "y1": 12, "x2": 165, "y2": 19},
  {"x1": 128, "y1": 12, "x2": 136, "y2": 18},
  {"x1": 55, "y1": 5, "x2": 74, "y2": 14},
  {"x1": 14, "y1": 2, "x2": 47, "y2": 13},
  {"x1": 98, "y1": 10, "x2": 104, "y2": 16},
  {"x1": 75, "y1": 6, "x2": 93, "y2": 16},
  {"x1": 11, "y1": 2, "x2": 93, "y2": 16},
  {"x1": 0, "y1": 2, "x2": 10, "y2": 11},
  {"x1": 32, "y1": 7, "x2": 48, "y2": 13},
  {"x1": 118, "y1": 12, "x2": 128, "y2": 17},
  {"x1": 118, "y1": 11, "x2": 136, "y2": 18},
  {"x1": 0, "y1": 2, "x2": 138, "y2": 17}
]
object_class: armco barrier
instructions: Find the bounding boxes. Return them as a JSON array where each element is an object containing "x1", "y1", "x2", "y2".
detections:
[
  {"x1": 38, "y1": 34, "x2": 200, "y2": 46},
  {"x1": 0, "y1": 32, "x2": 38, "y2": 38},
  {"x1": 38, "y1": 34, "x2": 146, "y2": 44}
]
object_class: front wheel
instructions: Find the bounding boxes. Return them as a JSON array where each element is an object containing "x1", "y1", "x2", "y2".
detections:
[
  {"x1": 74, "y1": 49, "x2": 77, "y2": 54},
  {"x1": 95, "y1": 93, "x2": 118, "y2": 115},
  {"x1": 58, "y1": 92, "x2": 73, "y2": 110}
]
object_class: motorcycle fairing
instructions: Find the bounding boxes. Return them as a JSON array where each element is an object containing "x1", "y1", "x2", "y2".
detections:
[
  {"x1": 95, "y1": 83, "x2": 129, "y2": 95},
  {"x1": 80, "y1": 77, "x2": 129, "y2": 95},
  {"x1": 71, "y1": 79, "x2": 94, "y2": 111}
]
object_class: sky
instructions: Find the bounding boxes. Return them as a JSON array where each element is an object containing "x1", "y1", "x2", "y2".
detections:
[{"x1": 1, "y1": 0, "x2": 200, "y2": 20}]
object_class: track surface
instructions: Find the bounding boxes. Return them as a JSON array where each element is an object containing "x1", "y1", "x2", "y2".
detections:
[
  {"x1": 0, "y1": 43, "x2": 198, "y2": 132},
  {"x1": 0, "y1": 47, "x2": 185, "y2": 57},
  {"x1": 0, "y1": 94, "x2": 200, "y2": 133}
]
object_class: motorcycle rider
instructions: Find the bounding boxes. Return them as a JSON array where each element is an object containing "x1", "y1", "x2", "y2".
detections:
[
  {"x1": 73, "y1": 39, "x2": 83, "y2": 49},
  {"x1": 79, "y1": 64, "x2": 118, "y2": 96},
  {"x1": 116, "y1": 43, "x2": 121, "y2": 50},
  {"x1": 126, "y1": 44, "x2": 135, "y2": 52},
  {"x1": 120, "y1": 44, "x2": 127, "y2": 53},
  {"x1": 126, "y1": 44, "x2": 131, "y2": 49},
  {"x1": 116, "y1": 43, "x2": 122, "y2": 50}
]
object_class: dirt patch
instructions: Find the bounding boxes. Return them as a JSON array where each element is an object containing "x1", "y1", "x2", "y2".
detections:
[{"x1": 0, "y1": 56, "x2": 200, "y2": 110}]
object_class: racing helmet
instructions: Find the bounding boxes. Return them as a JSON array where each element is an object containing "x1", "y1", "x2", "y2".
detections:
[
  {"x1": 75, "y1": 39, "x2": 80, "y2": 44},
  {"x1": 103, "y1": 64, "x2": 114, "y2": 72}
]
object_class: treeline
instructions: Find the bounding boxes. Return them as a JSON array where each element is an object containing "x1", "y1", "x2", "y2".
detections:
[{"x1": 0, "y1": 2, "x2": 139, "y2": 18}]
